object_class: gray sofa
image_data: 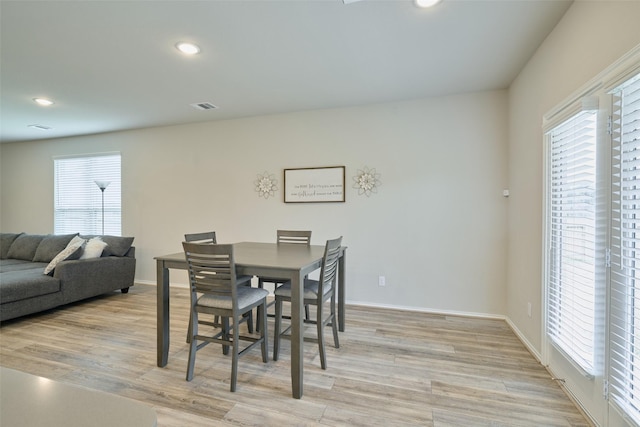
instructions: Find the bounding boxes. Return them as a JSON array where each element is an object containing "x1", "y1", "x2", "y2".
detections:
[{"x1": 0, "y1": 232, "x2": 136, "y2": 322}]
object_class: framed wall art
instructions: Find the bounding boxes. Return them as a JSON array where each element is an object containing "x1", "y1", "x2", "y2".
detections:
[{"x1": 284, "y1": 166, "x2": 345, "y2": 203}]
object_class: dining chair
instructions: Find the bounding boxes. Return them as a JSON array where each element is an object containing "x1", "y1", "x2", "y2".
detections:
[
  {"x1": 182, "y1": 242, "x2": 268, "y2": 392},
  {"x1": 273, "y1": 236, "x2": 342, "y2": 369},
  {"x1": 256, "y1": 230, "x2": 312, "y2": 331},
  {"x1": 184, "y1": 232, "x2": 254, "y2": 335}
]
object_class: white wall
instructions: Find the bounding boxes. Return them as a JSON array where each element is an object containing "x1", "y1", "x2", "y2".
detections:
[
  {"x1": 507, "y1": 1, "x2": 640, "y2": 354},
  {"x1": 1, "y1": 91, "x2": 509, "y2": 316}
]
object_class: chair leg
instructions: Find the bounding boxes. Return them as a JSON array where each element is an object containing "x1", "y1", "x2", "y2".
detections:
[
  {"x1": 246, "y1": 310, "x2": 254, "y2": 334},
  {"x1": 255, "y1": 279, "x2": 263, "y2": 333},
  {"x1": 230, "y1": 315, "x2": 240, "y2": 392},
  {"x1": 256, "y1": 304, "x2": 263, "y2": 333},
  {"x1": 222, "y1": 317, "x2": 230, "y2": 356},
  {"x1": 187, "y1": 311, "x2": 193, "y2": 343},
  {"x1": 256, "y1": 279, "x2": 270, "y2": 333},
  {"x1": 273, "y1": 298, "x2": 282, "y2": 361},
  {"x1": 186, "y1": 311, "x2": 198, "y2": 381},
  {"x1": 305, "y1": 304, "x2": 310, "y2": 321},
  {"x1": 317, "y1": 302, "x2": 327, "y2": 370},
  {"x1": 331, "y1": 295, "x2": 340, "y2": 349},
  {"x1": 260, "y1": 301, "x2": 268, "y2": 363}
]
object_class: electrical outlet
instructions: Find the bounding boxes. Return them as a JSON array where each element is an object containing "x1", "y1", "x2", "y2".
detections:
[
  {"x1": 378, "y1": 276, "x2": 386, "y2": 287},
  {"x1": 527, "y1": 302, "x2": 532, "y2": 318}
]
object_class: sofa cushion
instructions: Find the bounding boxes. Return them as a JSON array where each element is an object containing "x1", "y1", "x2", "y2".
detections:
[
  {"x1": 32, "y1": 233, "x2": 78, "y2": 263},
  {"x1": 0, "y1": 233, "x2": 22, "y2": 259},
  {"x1": 0, "y1": 268, "x2": 61, "y2": 303},
  {"x1": 81, "y1": 235, "x2": 134, "y2": 257},
  {"x1": 43, "y1": 237, "x2": 86, "y2": 275},
  {"x1": 0, "y1": 259, "x2": 46, "y2": 273},
  {"x1": 6, "y1": 234, "x2": 45, "y2": 261}
]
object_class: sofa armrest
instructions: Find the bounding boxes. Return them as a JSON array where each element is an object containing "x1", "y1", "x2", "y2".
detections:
[
  {"x1": 125, "y1": 246, "x2": 135, "y2": 258},
  {"x1": 53, "y1": 256, "x2": 136, "y2": 302}
]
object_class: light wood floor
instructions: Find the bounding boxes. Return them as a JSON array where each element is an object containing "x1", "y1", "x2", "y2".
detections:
[{"x1": 0, "y1": 284, "x2": 590, "y2": 426}]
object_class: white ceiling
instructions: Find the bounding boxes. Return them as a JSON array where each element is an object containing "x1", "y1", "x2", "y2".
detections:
[{"x1": 0, "y1": 0, "x2": 572, "y2": 143}]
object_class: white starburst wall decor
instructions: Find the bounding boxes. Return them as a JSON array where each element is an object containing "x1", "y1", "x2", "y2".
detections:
[
  {"x1": 255, "y1": 172, "x2": 278, "y2": 199},
  {"x1": 352, "y1": 166, "x2": 381, "y2": 197}
]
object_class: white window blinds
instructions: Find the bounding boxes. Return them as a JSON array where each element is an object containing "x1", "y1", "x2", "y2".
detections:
[
  {"x1": 547, "y1": 109, "x2": 598, "y2": 376},
  {"x1": 608, "y1": 72, "x2": 640, "y2": 424},
  {"x1": 54, "y1": 154, "x2": 121, "y2": 236}
]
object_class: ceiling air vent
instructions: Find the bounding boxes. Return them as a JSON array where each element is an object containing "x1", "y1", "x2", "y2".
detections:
[{"x1": 190, "y1": 102, "x2": 218, "y2": 111}]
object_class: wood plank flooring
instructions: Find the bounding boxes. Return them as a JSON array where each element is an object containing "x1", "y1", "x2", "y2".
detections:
[{"x1": 0, "y1": 284, "x2": 590, "y2": 426}]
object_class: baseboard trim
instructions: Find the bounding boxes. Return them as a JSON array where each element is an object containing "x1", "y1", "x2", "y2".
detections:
[
  {"x1": 344, "y1": 300, "x2": 506, "y2": 321},
  {"x1": 136, "y1": 279, "x2": 188, "y2": 288},
  {"x1": 504, "y1": 317, "x2": 542, "y2": 362}
]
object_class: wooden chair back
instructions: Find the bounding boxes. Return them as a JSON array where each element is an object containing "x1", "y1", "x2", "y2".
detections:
[
  {"x1": 182, "y1": 242, "x2": 238, "y2": 304},
  {"x1": 316, "y1": 236, "x2": 342, "y2": 297},
  {"x1": 277, "y1": 230, "x2": 311, "y2": 246},
  {"x1": 184, "y1": 231, "x2": 217, "y2": 244}
]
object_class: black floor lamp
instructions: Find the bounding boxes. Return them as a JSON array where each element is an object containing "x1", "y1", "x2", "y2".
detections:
[{"x1": 94, "y1": 180, "x2": 111, "y2": 235}]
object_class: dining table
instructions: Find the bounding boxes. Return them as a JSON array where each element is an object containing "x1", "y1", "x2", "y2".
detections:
[{"x1": 154, "y1": 241, "x2": 347, "y2": 399}]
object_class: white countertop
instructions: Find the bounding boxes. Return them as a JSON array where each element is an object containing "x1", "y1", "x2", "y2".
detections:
[{"x1": 0, "y1": 367, "x2": 156, "y2": 427}]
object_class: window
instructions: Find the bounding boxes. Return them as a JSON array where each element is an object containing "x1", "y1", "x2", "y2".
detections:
[
  {"x1": 542, "y1": 48, "x2": 640, "y2": 425},
  {"x1": 54, "y1": 153, "x2": 121, "y2": 235},
  {"x1": 608, "y1": 72, "x2": 640, "y2": 424},
  {"x1": 546, "y1": 109, "x2": 599, "y2": 375}
]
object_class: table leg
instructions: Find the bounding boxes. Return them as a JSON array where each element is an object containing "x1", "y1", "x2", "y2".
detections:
[
  {"x1": 290, "y1": 271, "x2": 304, "y2": 399},
  {"x1": 157, "y1": 260, "x2": 170, "y2": 367},
  {"x1": 338, "y1": 249, "x2": 346, "y2": 332}
]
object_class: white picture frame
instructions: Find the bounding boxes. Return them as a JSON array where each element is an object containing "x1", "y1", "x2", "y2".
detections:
[{"x1": 284, "y1": 166, "x2": 346, "y2": 203}]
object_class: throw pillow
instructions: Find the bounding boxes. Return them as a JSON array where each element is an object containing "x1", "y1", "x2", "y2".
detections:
[
  {"x1": 43, "y1": 237, "x2": 86, "y2": 275},
  {"x1": 0, "y1": 233, "x2": 22, "y2": 259},
  {"x1": 33, "y1": 233, "x2": 78, "y2": 263},
  {"x1": 79, "y1": 237, "x2": 108, "y2": 259},
  {"x1": 6, "y1": 234, "x2": 45, "y2": 261},
  {"x1": 101, "y1": 236, "x2": 135, "y2": 257},
  {"x1": 65, "y1": 236, "x2": 86, "y2": 260}
]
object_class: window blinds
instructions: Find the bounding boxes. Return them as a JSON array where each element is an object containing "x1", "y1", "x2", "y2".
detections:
[
  {"x1": 547, "y1": 109, "x2": 598, "y2": 376},
  {"x1": 608, "y1": 72, "x2": 640, "y2": 424},
  {"x1": 54, "y1": 154, "x2": 121, "y2": 236}
]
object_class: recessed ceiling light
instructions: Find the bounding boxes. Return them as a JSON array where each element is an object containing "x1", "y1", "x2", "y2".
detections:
[
  {"x1": 28, "y1": 124, "x2": 53, "y2": 131},
  {"x1": 415, "y1": 0, "x2": 442, "y2": 8},
  {"x1": 175, "y1": 42, "x2": 200, "y2": 55},
  {"x1": 33, "y1": 98, "x2": 54, "y2": 106}
]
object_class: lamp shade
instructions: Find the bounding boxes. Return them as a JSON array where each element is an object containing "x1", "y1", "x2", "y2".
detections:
[{"x1": 94, "y1": 180, "x2": 111, "y2": 191}]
